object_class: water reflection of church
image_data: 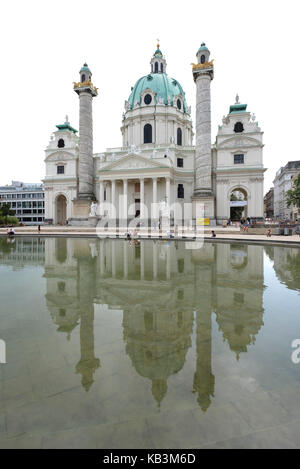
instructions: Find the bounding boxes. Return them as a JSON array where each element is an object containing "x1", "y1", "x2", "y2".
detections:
[
  {"x1": 42, "y1": 237, "x2": 267, "y2": 410},
  {"x1": 1, "y1": 237, "x2": 268, "y2": 410}
]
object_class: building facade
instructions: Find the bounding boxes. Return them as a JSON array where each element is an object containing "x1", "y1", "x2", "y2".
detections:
[
  {"x1": 264, "y1": 188, "x2": 274, "y2": 219},
  {"x1": 44, "y1": 43, "x2": 265, "y2": 226},
  {"x1": 0, "y1": 181, "x2": 45, "y2": 225},
  {"x1": 273, "y1": 161, "x2": 300, "y2": 220}
]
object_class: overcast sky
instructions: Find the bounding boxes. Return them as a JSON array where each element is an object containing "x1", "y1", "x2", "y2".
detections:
[{"x1": 0, "y1": 0, "x2": 299, "y2": 191}]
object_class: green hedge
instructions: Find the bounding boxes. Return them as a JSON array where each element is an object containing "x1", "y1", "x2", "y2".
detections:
[{"x1": 0, "y1": 216, "x2": 19, "y2": 226}]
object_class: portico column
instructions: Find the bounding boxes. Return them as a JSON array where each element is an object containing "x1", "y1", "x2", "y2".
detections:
[
  {"x1": 99, "y1": 181, "x2": 104, "y2": 216},
  {"x1": 111, "y1": 180, "x2": 116, "y2": 219},
  {"x1": 166, "y1": 177, "x2": 171, "y2": 206},
  {"x1": 152, "y1": 177, "x2": 158, "y2": 220},
  {"x1": 123, "y1": 179, "x2": 128, "y2": 222},
  {"x1": 140, "y1": 178, "x2": 145, "y2": 219}
]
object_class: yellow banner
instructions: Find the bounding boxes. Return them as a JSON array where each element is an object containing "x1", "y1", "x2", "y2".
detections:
[{"x1": 196, "y1": 218, "x2": 210, "y2": 226}]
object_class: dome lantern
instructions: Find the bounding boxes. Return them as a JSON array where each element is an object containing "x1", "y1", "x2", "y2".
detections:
[
  {"x1": 150, "y1": 40, "x2": 167, "y2": 74},
  {"x1": 196, "y1": 42, "x2": 210, "y2": 65}
]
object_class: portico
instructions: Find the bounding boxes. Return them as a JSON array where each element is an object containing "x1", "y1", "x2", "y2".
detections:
[
  {"x1": 98, "y1": 174, "x2": 173, "y2": 223},
  {"x1": 97, "y1": 152, "x2": 174, "y2": 223}
]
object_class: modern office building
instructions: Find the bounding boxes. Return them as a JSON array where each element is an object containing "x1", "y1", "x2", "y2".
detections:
[{"x1": 0, "y1": 181, "x2": 45, "y2": 225}]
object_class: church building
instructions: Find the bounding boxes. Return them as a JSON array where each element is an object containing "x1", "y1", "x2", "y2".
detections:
[{"x1": 44, "y1": 43, "x2": 265, "y2": 226}]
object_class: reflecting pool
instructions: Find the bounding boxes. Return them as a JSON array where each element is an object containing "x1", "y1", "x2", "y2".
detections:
[{"x1": 0, "y1": 237, "x2": 300, "y2": 448}]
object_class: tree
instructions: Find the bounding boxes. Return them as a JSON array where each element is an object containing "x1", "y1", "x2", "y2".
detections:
[
  {"x1": 286, "y1": 173, "x2": 300, "y2": 209},
  {"x1": 0, "y1": 203, "x2": 16, "y2": 224}
]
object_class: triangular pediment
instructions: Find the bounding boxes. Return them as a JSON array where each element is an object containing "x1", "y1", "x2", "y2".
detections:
[
  {"x1": 218, "y1": 136, "x2": 262, "y2": 149},
  {"x1": 99, "y1": 153, "x2": 170, "y2": 172}
]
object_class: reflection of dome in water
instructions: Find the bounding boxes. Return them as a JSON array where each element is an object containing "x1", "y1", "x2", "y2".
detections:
[
  {"x1": 46, "y1": 296, "x2": 80, "y2": 340},
  {"x1": 230, "y1": 245, "x2": 248, "y2": 269},
  {"x1": 217, "y1": 308, "x2": 264, "y2": 360},
  {"x1": 123, "y1": 309, "x2": 193, "y2": 406}
]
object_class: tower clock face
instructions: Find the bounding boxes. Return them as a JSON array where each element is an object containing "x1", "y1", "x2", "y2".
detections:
[{"x1": 201, "y1": 55, "x2": 206, "y2": 64}]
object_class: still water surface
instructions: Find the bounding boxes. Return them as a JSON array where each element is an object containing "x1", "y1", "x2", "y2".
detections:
[{"x1": 0, "y1": 237, "x2": 300, "y2": 448}]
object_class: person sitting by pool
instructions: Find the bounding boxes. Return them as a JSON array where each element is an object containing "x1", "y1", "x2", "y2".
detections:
[
  {"x1": 211, "y1": 230, "x2": 216, "y2": 238},
  {"x1": 266, "y1": 229, "x2": 272, "y2": 238}
]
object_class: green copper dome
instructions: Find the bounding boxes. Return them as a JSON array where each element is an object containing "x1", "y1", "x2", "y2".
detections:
[
  {"x1": 128, "y1": 73, "x2": 187, "y2": 112},
  {"x1": 197, "y1": 43, "x2": 209, "y2": 53},
  {"x1": 154, "y1": 48, "x2": 163, "y2": 57},
  {"x1": 80, "y1": 63, "x2": 91, "y2": 73}
]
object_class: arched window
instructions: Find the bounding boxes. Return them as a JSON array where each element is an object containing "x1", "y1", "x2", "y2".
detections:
[
  {"x1": 177, "y1": 128, "x2": 182, "y2": 146},
  {"x1": 201, "y1": 55, "x2": 206, "y2": 64},
  {"x1": 178, "y1": 184, "x2": 184, "y2": 199},
  {"x1": 160, "y1": 63, "x2": 163, "y2": 73},
  {"x1": 144, "y1": 124, "x2": 152, "y2": 144},
  {"x1": 58, "y1": 139, "x2": 65, "y2": 148},
  {"x1": 234, "y1": 122, "x2": 244, "y2": 133},
  {"x1": 81, "y1": 74, "x2": 86, "y2": 83},
  {"x1": 155, "y1": 62, "x2": 159, "y2": 73}
]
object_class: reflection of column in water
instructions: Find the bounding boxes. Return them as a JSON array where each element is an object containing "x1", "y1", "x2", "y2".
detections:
[
  {"x1": 76, "y1": 304, "x2": 100, "y2": 392},
  {"x1": 75, "y1": 258, "x2": 100, "y2": 391},
  {"x1": 112, "y1": 241, "x2": 116, "y2": 278},
  {"x1": 153, "y1": 242, "x2": 158, "y2": 280},
  {"x1": 193, "y1": 309, "x2": 215, "y2": 412},
  {"x1": 124, "y1": 241, "x2": 128, "y2": 279},
  {"x1": 141, "y1": 241, "x2": 145, "y2": 280},
  {"x1": 166, "y1": 245, "x2": 171, "y2": 280},
  {"x1": 100, "y1": 241, "x2": 105, "y2": 276}
]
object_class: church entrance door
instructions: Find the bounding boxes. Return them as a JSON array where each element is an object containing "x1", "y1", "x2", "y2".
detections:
[
  {"x1": 56, "y1": 195, "x2": 67, "y2": 225},
  {"x1": 230, "y1": 189, "x2": 248, "y2": 221}
]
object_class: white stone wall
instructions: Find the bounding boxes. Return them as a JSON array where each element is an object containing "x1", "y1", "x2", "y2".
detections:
[
  {"x1": 44, "y1": 128, "x2": 79, "y2": 223},
  {"x1": 215, "y1": 110, "x2": 265, "y2": 221}
]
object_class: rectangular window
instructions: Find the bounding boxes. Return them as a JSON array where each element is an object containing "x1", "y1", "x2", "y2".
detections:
[
  {"x1": 57, "y1": 166, "x2": 65, "y2": 174},
  {"x1": 177, "y1": 158, "x2": 184, "y2": 168},
  {"x1": 177, "y1": 184, "x2": 184, "y2": 199},
  {"x1": 234, "y1": 154, "x2": 244, "y2": 165}
]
